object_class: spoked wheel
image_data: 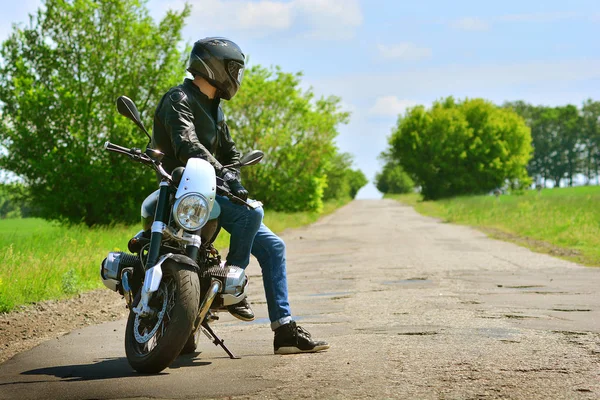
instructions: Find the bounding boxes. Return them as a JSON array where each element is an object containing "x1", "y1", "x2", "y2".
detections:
[{"x1": 125, "y1": 260, "x2": 200, "y2": 374}]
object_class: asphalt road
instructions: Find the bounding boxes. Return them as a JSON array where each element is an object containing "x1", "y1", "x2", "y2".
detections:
[{"x1": 1, "y1": 199, "x2": 599, "y2": 399}]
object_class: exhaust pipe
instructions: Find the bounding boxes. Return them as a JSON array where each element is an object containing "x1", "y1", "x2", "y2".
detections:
[
  {"x1": 121, "y1": 268, "x2": 134, "y2": 308},
  {"x1": 191, "y1": 279, "x2": 221, "y2": 337}
]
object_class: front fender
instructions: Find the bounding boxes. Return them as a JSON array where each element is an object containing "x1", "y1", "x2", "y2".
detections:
[
  {"x1": 133, "y1": 253, "x2": 198, "y2": 317},
  {"x1": 165, "y1": 253, "x2": 199, "y2": 270}
]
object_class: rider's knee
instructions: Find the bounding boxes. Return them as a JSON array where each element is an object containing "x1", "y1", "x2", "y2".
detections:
[
  {"x1": 272, "y1": 235, "x2": 286, "y2": 254},
  {"x1": 248, "y1": 206, "x2": 264, "y2": 230}
]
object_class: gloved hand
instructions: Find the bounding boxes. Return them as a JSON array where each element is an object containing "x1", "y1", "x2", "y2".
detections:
[{"x1": 228, "y1": 179, "x2": 249, "y2": 202}]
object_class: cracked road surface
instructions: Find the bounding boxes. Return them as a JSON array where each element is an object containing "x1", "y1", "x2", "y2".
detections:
[{"x1": 0, "y1": 199, "x2": 599, "y2": 399}]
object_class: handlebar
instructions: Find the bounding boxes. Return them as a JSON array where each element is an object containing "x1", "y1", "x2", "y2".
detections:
[
  {"x1": 104, "y1": 141, "x2": 172, "y2": 181},
  {"x1": 104, "y1": 141, "x2": 148, "y2": 160},
  {"x1": 105, "y1": 141, "x2": 259, "y2": 208},
  {"x1": 216, "y1": 181, "x2": 262, "y2": 209},
  {"x1": 103, "y1": 141, "x2": 130, "y2": 154}
]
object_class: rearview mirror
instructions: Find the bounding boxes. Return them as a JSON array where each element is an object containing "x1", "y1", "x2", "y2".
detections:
[
  {"x1": 239, "y1": 150, "x2": 264, "y2": 167},
  {"x1": 116, "y1": 96, "x2": 151, "y2": 141}
]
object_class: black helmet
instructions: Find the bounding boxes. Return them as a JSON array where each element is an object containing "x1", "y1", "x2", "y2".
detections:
[{"x1": 187, "y1": 37, "x2": 245, "y2": 100}]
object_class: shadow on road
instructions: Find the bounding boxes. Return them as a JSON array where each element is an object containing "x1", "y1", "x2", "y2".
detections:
[{"x1": 17, "y1": 354, "x2": 211, "y2": 382}]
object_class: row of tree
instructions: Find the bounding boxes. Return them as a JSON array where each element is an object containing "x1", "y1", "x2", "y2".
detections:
[
  {"x1": 504, "y1": 100, "x2": 600, "y2": 187},
  {"x1": 0, "y1": 0, "x2": 366, "y2": 225}
]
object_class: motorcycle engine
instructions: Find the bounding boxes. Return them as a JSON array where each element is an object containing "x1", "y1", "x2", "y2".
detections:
[
  {"x1": 200, "y1": 265, "x2": 248, "y2": 307},
  {"x1": 101, "y1": 252, "x2": 141, "y2": 292}
]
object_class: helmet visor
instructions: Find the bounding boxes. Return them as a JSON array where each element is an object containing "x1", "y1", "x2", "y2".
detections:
[{"x1": 227, "y1": 60, "x2": 245, "y2": 85}]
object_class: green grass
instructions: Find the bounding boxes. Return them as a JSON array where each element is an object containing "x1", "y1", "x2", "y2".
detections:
[
  {"x1": 387, "y1": 187, "x2": 600, "y2": 267},
  {"x1": 0, "y1": 219, "x2": 134, "y2": 312},
  {"x1": 0, "y1": 198, "x2": 350, "y2": 313}
]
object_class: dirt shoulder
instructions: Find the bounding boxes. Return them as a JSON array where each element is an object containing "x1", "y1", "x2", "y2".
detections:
[
  {"x1": 0, "y1": 289, "x2": 126, "y2": 364},
  {"x1": 479, "y1": 226, "x2": 588, "y2": 264}
]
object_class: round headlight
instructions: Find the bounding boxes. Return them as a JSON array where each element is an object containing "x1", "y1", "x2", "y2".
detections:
[{"x1": 173, "y1": 193, "x2": 210, "y2": 231}]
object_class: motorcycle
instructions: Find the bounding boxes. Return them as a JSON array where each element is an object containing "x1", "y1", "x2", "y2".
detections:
[{"x1": 100, "y1": 96, "x2": 263, "y2": 374}]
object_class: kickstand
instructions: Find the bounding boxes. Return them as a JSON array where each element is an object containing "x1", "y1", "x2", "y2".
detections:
[{"x1": 201, "y1": 321, "x2": 240, "y2": 359}]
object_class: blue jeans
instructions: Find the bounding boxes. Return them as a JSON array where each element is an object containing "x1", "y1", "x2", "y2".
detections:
[{"x1": 216, "y1": 196, "x2": 292, "y2": 330}]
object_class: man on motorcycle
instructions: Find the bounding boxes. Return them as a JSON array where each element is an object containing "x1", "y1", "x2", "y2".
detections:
[{"x1": 151, "y1": 37, "x2": 329, "y2": 354}]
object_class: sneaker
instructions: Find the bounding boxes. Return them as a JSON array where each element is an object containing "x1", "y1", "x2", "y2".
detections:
[
  {"x1": 274, "y1": 321, "x2": 330, "y2": 354},
  {"x1": 227, "y1": 298, "x2": 255, "y2": 321}
]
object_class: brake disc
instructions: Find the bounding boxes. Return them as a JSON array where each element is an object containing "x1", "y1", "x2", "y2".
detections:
[{"x1": 133, "y1": 284, "x2": 169, "y2": 344}]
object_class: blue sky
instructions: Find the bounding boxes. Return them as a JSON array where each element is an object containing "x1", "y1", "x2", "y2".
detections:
[{"x1": 1, "y1": 0, "x2": 599, "y2": 197}]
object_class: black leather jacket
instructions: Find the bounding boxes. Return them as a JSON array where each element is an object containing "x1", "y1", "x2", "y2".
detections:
[{"x1": 152, "y1": 78, "x2": 241, "y2": 178}]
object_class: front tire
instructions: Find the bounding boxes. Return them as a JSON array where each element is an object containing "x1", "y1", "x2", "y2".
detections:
[{"x1": 125, "y1": 259, "x2": 200, "y2": 373}]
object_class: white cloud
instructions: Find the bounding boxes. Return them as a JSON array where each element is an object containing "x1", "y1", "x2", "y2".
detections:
[
  {"x1": 152, "y1": 0, "x2": 293, "y2": 36},
  {"x1": 294, "y1": 0, "x2": 362, "y2": 39},
  {"x1": 237, "y1": 1, "x2": 294, "y2": 31},
  {"x1": 450, "y1": 17, "x2": 490, "y2": 31},
  {"x1": 368, "y1": 96, "x2": 418, "y2": 117},
  {"x1": 377, "y1": 42, "x2": 432, "y2": 62},
  {"x1": 153, "y1": 0, "x2": 362, "y2": 39},
  {"x1": 294, "y1": 0, "x2": 362, "y2": 26}
]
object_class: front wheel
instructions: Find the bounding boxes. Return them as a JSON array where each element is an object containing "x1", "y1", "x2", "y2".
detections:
[{"x1": 125, "y1": 259, "x2": 200, "y2": 373}]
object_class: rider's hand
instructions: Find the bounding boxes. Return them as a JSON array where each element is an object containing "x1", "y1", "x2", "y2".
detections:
[{"x1": 228, "y1": 179, "x2": 249, "y2": 202}]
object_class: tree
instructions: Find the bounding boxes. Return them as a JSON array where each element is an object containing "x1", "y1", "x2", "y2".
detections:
[
  {"x1": 0, "y1": 0, "x2": 190, "y2": 225},
  {"x1": 387, "y1": 97, "x2": 532, "y2": 200},
  {"x1": 507, "y1": 100, "x2": 600, "y2": 188},
  {"x1": 346, "y1": 169, "x2": 368, "y2": 199},
  {"x1": 508, "y1": 103, "x2": 583, "y2": 187},
  {"x1": 504, "y1": 101, "x2": 548, "y2": 185},
  {"x1": 551, "y1": 105, "x2": 582, "y2": 186},
  {"x1": 581, "y1": 100, "x2": 600, "y2": 183},
  {"x1": 375, "y1": 161, "x2": 414, "y2": 194},
  {"x1": 223, "y1": 65, "x2": 350, "y2": 212},
  {"x1": 322, "y1": 152, "x2": 352, "y2": 201},
  {"x1": 322, "y1": 152, "x2": 368, "y2": 201},
  {"x1": 0, "y1": 183, "x2": 31, "y2": 218}
]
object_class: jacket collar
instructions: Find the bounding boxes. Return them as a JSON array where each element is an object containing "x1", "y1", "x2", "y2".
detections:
[{"x1": 183, "y1": 78, "x2": 221, "y2": 106}]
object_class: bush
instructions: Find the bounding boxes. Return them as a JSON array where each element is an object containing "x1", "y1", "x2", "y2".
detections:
[
  {"x1": 346, "y1": 169, "x2": 368, "y2": 198},
  {"x1": 224, "y1": 66, "x2": 350, "y2": 212},
  {"x1": 0, "y1": 183, "x2": 32, "y2": 219},
  {"x1": 387, "y1": 97, "x2": 532, "y2": 200},
  {"x1": 375, "y1": 162, "x2": 414, "y2": 194},
  {"x1": 323, "y1": 152, "x2": 368, "y2": 201}
]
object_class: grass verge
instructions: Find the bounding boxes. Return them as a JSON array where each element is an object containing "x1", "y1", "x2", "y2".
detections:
[
  {"x1": 0, "y1": 198, "x2": 351, "y2": 313},
  {"x1": 387, "y1": 187, "x2": 600, "y2": 267}
]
